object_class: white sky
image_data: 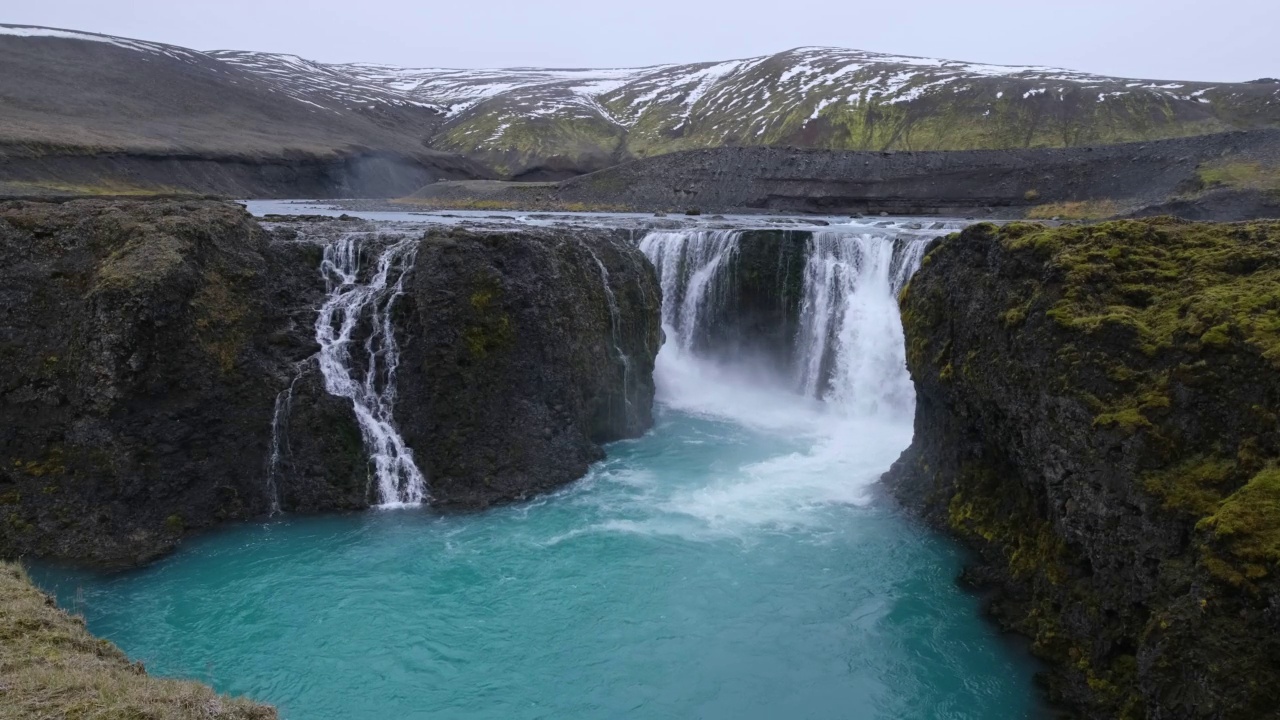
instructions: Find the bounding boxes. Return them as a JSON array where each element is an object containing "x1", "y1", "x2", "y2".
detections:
[{"x1": 4, "y1": 0, "x2": 1277, "y2": 82}]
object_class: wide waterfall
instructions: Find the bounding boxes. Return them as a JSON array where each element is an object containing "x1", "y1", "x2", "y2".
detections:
[
  {"x1": 314, "y1": 232, "x2": 426, "y2": 507},
  {"x1": 34, "y1": 213, "x2": 1045, "y2": 720},
  {"x1": 638, "y1": 224, "x2": 937, "y2": 421}
]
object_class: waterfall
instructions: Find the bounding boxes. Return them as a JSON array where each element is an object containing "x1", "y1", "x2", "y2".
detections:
[
  {"x1": 637, "y1": 230, "x2": 741, "y2": 351},
  {"x1": 582, "y1": 240, "x2": 636, "y2": 430},
  {"x1": 264, "y1": 358, "x2": 316, "y2": 515},
  {"x1": 794, "y1": 232, "x2": 930, "y2": 418},
  {"x1": 314, "y1": 233, "x2": 427, "y2": 507},
  {"x1": 265, "y1": 376, "x2": 295, "y2": 516},
  {"x1": 638, "y1": 225, "x2": 933, "y2": 420}
]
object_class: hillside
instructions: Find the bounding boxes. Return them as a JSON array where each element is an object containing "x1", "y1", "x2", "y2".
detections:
[
  {"x1": 2, "y1": 24, "x2": 1278, "y2": 188},
  {"x1": 0, "y1": 25, "x2": 491, "y2": 197},
  {"x1": 214, "y1": 46, "x2": 1280, "y2": 178},
  {"x1": 396, "y1": 130, "x2": 1280, "y2": 220}
]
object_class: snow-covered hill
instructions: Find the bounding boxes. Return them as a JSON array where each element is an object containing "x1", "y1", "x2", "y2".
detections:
[
  {"x1": 4, "y1": 24, "x2": 1280, "y2": 178},
  {"x1": 208, "y1": 44, "x2": 1280, "y2": 177}
]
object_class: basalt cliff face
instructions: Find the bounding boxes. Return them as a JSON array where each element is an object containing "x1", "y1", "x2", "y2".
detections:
[
  {"x1": 392, "y1": 227, "x2": 660, "y2": 507},
  {"x1": 0, "y1": 200, "x2": 659, "y2": 565},
  {"x1": 885, "y1": 219, "x2": 1280, "y2": 718}
]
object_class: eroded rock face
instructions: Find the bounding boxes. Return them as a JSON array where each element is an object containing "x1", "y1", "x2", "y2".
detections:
[
  {"x1": 0, "y1": 202, "x2": 662, "y2": 564},
  {"x1": 885, "y1": 219, "x2": 1280, "y2": 719},
  {"x1": 392, "y1": 227, "x2": 661, "y2": 507},
  {"x1": 0, "y1": 200, "x2": 315, "y2": 565}
]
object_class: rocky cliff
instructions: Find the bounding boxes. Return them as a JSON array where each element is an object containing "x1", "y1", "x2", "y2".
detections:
[
  {"x1": 0, "y1": 200, "x2": 660, "y2": 565},
  {"x1": 391, "y1": 227, "x2": 660, "y2": 506},
  {"x1": 885, "y1": 219, "x2": 1280, "y2": 718}
]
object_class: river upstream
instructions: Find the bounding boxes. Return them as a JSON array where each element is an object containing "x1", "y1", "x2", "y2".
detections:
[{"x1": 32, "y1": 205, "x2": 1044, "y2": 719}]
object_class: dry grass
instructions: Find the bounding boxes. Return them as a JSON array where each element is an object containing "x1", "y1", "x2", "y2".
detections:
[
  {"x1": 1197, "y1": 161, "x2": 1280, "y2": 191},
  {"x1": 1025, "y1": 199, "x2": 1124, "y2": 220},
  {"x1": 0, "y1": 179, "x2": 182, "y2": 197},
  {"x1": 0, "y1": 562, "x2": 276, "y2": 720}
]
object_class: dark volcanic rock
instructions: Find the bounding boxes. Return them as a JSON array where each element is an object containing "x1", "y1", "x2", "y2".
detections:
[
  {"x1": 0, "y1": 200, "x2": 315, "y2": 565},
  {"x1": 406, "y1": 130, "x2": 1280, "y2": 221},
  {"x1": 0, "y1": 202, "x2": 662, "y2": 564},
  {"x1": 393, "y1": 227, "x2": 661, "y2": 507},
  {"x1": 885, "y1": 219, "x2": 1280, "y2": 718},
  {"x1": 680, "y1": 230, "x2": 808, "y2": 374}
]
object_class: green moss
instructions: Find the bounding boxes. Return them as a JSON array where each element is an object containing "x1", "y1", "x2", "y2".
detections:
[
  {"x1": 1026, "y1": 200, "x2": 1124, "y2": 220},
  {"x1": 1001, "y1": 220, "x2": 1280, "y2": 431},
  {"x1": 1144, "y1": 456, "x2": 1237, "y2": 515},
  {"x1": 1000, "y1": 307, "x2": 1025, "y2": 328},
  {"x1": 990, "y1": 218, "x2": 1280, "y2": 589},
  {"x1": 463, "y1": 280, "x2": 515, "y2": 359},
  {"x1": 1200, "y1": 323, "x2": 1232, "y2": 347},
  {"x1": 1197, "y1": 467, "x2": 1280, "y2": 582},
  {"x1": 1196, "y1": 161, "x2": 1280, "y2": 192},
  {"x1": 947, "y1": 462, "x2": 1070, "y2": 584},
  {"x1": 14, "y1": 449, "x2": 65, "y2": 479},
  {"x1": 192, "y1": 271, "x2": 252, "y2": 373},
  {"x1": 1094, "y1": 407, "x2": 1152, "y2": 432},
  {"x1": 163, "y1": 514, "x2": 185, "y2": 532}
]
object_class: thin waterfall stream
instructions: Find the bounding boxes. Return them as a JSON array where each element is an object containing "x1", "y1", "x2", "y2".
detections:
[
  {"x1": 313, "y1": 232, "x2": 426, "y2": 507},
  {"x1": 31, "y1": 217, "x2": 1044, "y2": 720},
  {"x1": 581, "y1": 239, "x2": 637, "y2": 431}
]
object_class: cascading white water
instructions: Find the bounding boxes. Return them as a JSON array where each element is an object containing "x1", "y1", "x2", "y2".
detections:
[
  {"x1": 638, "y1": 230, "x2": 741, "y2": 350},
  {"x1": 314, "y1": 233, "x2": 427, "y2": 507},
  {"x1": 638, "y1": 224, "x2": 931, "y2": 421},
  {"x1": 795, "y1": 231, "x2": 930, "y2": 418}
]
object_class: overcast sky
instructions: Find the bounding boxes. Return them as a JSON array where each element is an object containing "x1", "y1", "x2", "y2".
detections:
[{"x1": 4, "y1": 0, "x2": 1277, "y2": 82}]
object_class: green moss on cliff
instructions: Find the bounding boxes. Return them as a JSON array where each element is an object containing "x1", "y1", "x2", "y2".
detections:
[
  {"x1": 947, "y1": 462, "x2": 1070, "y2": 584},
  {"x1": 1197, "y1": 467, "x2": 1280, "y2": 584},
  {"x1": 463, "y1": 280, "x2": 515, "y2": 359},
  {"x1": 898, "y1": 217, "x2": 1280, "y2": 716},
  {"x1": 1000, "y1": 220, "x2": 1280, "y2": 576},
  {"x1": 192, "y1": 270, "x2": 253, "y2": 373},
  {"x1": 1013, "y1": 220, "x2": 1280, "y2": 361}
]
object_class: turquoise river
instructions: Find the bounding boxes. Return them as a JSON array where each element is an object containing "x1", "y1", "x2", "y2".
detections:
[{"x1": 31, "y1": 216, "x2": 1046, "y2": 719}]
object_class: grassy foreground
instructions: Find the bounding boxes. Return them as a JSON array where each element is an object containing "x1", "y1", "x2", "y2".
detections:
[{"x1": 0, "y1": 562, "x2": 275, "y2": 720}]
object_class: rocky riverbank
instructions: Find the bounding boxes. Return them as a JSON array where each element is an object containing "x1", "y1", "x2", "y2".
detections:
[
  {"x1": 885, "y1": 218, "x2": 1280, "y2": 718},
  {"x1": 399, "y1": 131, "x2": 1280, "y2": 221},
  {"x1": 0, "y1": 146, "x2": 492, "y2": 200},
  {"x1": 0, "y1": 200, "x2": 660, "y2": 566},
  {"x1": 0, "y1": 561, "x2": 276, "y2": 719}
]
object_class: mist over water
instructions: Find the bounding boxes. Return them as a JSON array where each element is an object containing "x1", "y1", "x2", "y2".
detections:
[{"x1": 30, "y1": 219, "x2": 1043, "y2": 720}]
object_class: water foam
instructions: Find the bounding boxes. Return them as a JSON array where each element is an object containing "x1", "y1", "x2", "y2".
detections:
[
  {"x1": 633, "y1": 223, "x2": 933, "y2": 534},
  {"x1": 315, "y1": 233, "x2": 427, "y2": 507}
]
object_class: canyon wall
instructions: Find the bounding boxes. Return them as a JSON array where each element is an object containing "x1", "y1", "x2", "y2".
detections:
[
  {"x1": 885, "y1": 219, "x2": 1280, "y2": 718},
  {"x1": 0, "y1": 200, "x2": 659, "y2": 565}
]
